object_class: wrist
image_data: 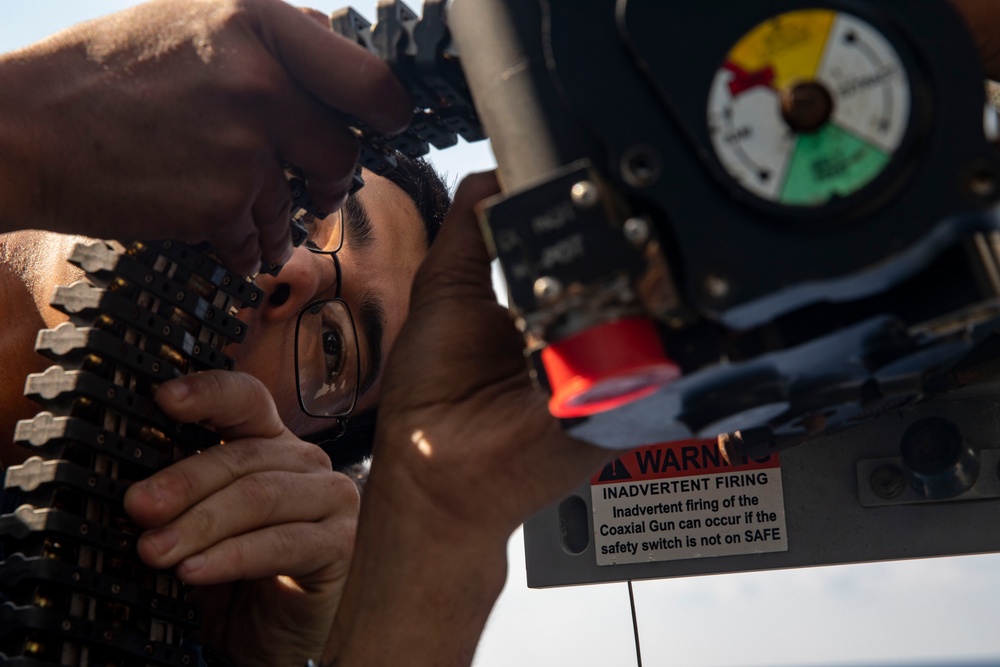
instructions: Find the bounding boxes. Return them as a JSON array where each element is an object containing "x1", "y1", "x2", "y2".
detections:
[{"x1": 328, "y1": 460, "x2": 509, "y2": 666}]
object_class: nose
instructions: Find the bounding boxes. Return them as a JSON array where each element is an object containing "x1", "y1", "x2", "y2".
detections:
[{"x1": 254, "y1": 248, "x2": 338, "y2": 323}]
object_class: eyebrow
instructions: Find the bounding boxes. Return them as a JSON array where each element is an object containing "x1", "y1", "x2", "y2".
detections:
[
  {"x1": 343, "y1": 197, "x2": 384, "y2": 399},
  {"x1": 344, "y1": 195, "x2": 376, "y2": 249},
  {"x1": 356, "y1": 292, "x2": 385, "y2": 399}
]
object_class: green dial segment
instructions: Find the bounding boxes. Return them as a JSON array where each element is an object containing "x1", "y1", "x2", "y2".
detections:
[{"x1": 780, "y1": 124, "x2": 890, "y2": 205}]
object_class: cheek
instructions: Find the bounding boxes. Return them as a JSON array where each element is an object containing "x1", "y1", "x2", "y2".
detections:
[{"x1": 228, "y1": 328, "x2": 301, "y2": 428}]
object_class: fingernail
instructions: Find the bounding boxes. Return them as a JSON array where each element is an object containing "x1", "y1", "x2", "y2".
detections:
[
  {"x1": 160, "y1": 378, "x2": 191, "y2": 403},
  {"x1": 130, "y1": 476, "x2": 166, "y2": 509},
  {"x1": 178, "y1": 553, "x2": 207, "y2": 575},
  {"x1": 144, "y1": 527, "x2": 179, "y2": 556}
]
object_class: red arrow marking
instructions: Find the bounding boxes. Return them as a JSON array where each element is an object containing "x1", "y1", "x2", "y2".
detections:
[{"x1": 724, "y1": 61, "x2": 776, "y2": 96}]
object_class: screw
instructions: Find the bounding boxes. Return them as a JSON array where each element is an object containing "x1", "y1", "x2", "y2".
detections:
[
  {"x1": 623, "y1": 217, "x2": 651, "y2": 245},
  {"x1": 704, "y1": 273, "x2": 730, "y2": 299},
  {"x1": 533, "y1": 276, "x2": 564, "y2": 301},
  {"x1": 870, "y1": 464, "x2": 906, "y2": 499},
  {"x1": 570, "y1": 181, "x2": 599, "y2": 208}
]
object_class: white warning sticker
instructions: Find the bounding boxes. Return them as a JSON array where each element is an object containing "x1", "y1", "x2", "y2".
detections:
[{"x1": 591, "y1": 440, "x2": 787, "y2": 566}]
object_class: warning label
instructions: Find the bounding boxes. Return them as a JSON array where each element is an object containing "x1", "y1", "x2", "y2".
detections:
[{"x1": 592, "y1": 439, "x2": 787, "y2": 566}]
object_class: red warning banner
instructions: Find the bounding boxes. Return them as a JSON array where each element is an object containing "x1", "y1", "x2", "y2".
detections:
[{"x1": 591, "y1": 439, "x2": 780, "y2": 485}]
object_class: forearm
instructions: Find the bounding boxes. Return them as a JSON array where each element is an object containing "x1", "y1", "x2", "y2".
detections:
[
  {"x1": 0, "y1": 48, "x2": 48, "y2": 234},
  {"x1": 329, "y1": 468, "x2": 509, "y2": 667}
]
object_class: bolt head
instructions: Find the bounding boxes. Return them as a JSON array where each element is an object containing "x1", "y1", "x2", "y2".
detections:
[
  {"x1": 533, "y1": 276, "x2": 563, "y2": 301},
  {"x1": 623, "y1": 217, "x2": 651, "y2": 245},
  {"x1": 704, "y1": 273, "x2": 730, "y2": 299},
  {"x1": 870, "y1": 464, "x2": 906, "y2": 499},
  {"x1": 570, "y1": 181, "x2": 599, "y2": 208}
]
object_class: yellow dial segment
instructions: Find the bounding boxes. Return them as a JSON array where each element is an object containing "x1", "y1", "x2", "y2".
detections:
[{"x1": 728, "y1": 9, "x2": 835, "y2": 91}]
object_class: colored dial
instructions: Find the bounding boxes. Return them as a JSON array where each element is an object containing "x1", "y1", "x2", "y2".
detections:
[{"x1": 707, "y1": 9, "x2": 911, "y2": 206}]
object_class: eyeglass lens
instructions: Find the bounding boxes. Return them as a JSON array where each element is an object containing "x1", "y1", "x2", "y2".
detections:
[
  {"x1": 295, "y1": 298, "x2": 360, "y2": 418},
  {"x1": 301, "y1": 208, "x2": 344, "y2": 254}
]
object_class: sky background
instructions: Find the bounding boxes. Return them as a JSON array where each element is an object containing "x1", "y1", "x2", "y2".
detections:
[{"x1": 3, "y1": 2, "x2": 1000, "y2": 665}]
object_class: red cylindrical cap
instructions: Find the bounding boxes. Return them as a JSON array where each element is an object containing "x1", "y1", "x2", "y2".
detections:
[{"x1": 541, "y1": 318, "x2": 681, "y2": 419}]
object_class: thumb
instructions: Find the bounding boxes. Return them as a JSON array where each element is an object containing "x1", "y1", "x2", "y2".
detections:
[{"x1": 410, "y1": 171, "x2": 501, "y2": 307}]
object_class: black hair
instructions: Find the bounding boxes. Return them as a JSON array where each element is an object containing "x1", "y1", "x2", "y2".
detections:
[
  {"x1": 381, "y1": 152, "x2": 451, "y2": 246},
  {"x1": 303, "y1": 152, "x2": 451, "y2": 470}
]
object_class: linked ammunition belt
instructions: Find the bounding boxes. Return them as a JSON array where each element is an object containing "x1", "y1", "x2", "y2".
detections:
[
  {"x1": 328, "y1": 0, "x2": 484, "y2": 173},
  {"x1": 0, "y1": 241, "x2": 261, "y2": 666}
]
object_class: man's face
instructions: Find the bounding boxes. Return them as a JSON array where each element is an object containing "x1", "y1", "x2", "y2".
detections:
[{"x1": 230, "y1": 171, "x2": 429, "y2": 436}]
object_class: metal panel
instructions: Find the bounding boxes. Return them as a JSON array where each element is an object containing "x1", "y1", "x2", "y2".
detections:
[{"x1": 524, "y1": 381, "x2": 1000, "y2": 587}]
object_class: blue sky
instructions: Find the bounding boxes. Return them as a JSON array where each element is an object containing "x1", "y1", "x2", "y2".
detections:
[{"x1": 3, "y1": 2, "x2": 999, "y2": 665}]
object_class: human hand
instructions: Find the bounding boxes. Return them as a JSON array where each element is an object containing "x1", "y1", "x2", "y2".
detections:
[
  {"x1": 0, "y1": 0, "x2": 410, "y2": 275},
  {"x1": 124, "y1": 370, "x2": 359, "y2": 667},
  {"x1": 327, "y1": 173, "x2": 614, "y2": 665},
  {"x1": 951, "y1": 0, "x2": 1000, "y2": 80},
  {"x1": 369, "y1": 172, "x2": 613, "y2": 542}
]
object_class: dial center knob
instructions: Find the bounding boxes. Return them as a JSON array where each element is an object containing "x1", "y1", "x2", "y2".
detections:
[{"x1": 781, "y1": 80, "x2": 834, "y2": 133}]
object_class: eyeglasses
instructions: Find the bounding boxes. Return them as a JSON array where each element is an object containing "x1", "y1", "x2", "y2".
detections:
[
  {"x1": 293, "y1": 209, "x2": 360, "y2": 419},
  {"x1": 293, "y1": 206, "x2": 345, "y2": 255}
]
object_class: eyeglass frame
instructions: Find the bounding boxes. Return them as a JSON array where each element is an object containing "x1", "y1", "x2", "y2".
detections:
[{"x1": 292, "y1": 210, "x2": 361, "y2": 427}]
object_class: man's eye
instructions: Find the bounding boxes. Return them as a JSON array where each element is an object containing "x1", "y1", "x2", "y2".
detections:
[
  {"x1": 323, "y1": 329, "x2": 344, "y2": 371},
  {"x1": 323, "y1": 329, "x2": 342, "y2": 356}
]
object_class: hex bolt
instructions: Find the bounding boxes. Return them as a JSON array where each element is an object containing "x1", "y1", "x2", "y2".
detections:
[
  {"x1": 623, "y1": 217, "x2": 651, "y2": 245},
  {"x1": 870, "y1": 464, "x2": 906, "y2": 499},
  {"x1": 570, "y1": 181, "x2": 599, "y2": 208},
  {"x1": 533, "y1": 276, "x2": 564, "y2": 301},
  {"x1": 900, "y1": 417, "x2": 980, "y2": 500}
]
